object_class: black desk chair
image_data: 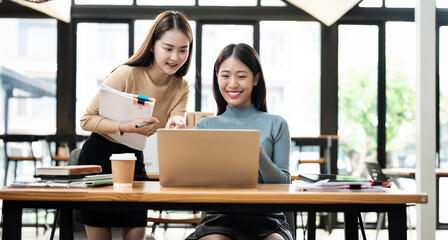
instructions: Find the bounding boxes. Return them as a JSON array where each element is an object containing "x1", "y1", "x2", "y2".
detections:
[
  {"x1": 45, "y1": 135, "x2": 71, "y2": 166},
  {"x1": 45, "y1": 134, "x2": 86, "y2": 166}
]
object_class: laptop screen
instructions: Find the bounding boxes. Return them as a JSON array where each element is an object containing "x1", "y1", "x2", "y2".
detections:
[{"x1": 364, "y1": 162, "x2": 389, "y2": 182}]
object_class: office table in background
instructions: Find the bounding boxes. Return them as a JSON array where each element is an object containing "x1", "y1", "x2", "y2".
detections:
[
  {"x1": 0, "y1": 182, "x2": 427, "y2": 240},
  {"x1": 383, "y1": 168, "x2": 448, "y2": 229}
]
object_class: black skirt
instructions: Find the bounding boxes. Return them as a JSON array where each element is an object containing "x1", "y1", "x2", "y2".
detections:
[
  {"x1": 74, "y1": 133, "x2": 149, "y2": 227},
  {"x1": 185, "y1": 212, "x2": 293, "y2": 240}
]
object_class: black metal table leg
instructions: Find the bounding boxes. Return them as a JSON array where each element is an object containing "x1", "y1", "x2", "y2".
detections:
[
  {"x1": 59, "y1": 208, "x2": 74, "y2": 240},
  {"x1": 387, "y1": 205, "x2": 407, "y2": 239},
  {"x1": 2, "y1": 201, "x2": 22, "y2": 240},
  {"x1": 344, "y1": 212, "x2": 359, "y2": 240},
  {"x1": 307, "y1": 211, "x2": 316, "y2": 240}
]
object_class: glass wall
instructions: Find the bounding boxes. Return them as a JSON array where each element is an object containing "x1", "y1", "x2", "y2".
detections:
[
  {"x1": 75, "y1": 0, "x2": 132, "y2": 5},
  {"x1": 385, "y1": 0, "x2": 415, "y2": 8},
  {"x1": 261, "y1": 0, "x2": 287, "y2": 6},
  {"x1": 385, "y1": 22, "x2": 416, "y2": 168},
  {"x1": 440, "y1": 26, "x2": 448, "y2": 169},
  {"x1": 440, "y1": 25, "x2": 448, "y2": 226},
  {"x1": 260, "y1": 21, "x2": 320, "y2": 137},
  {"x1": 137, "y1": 0, "x2": 195, "y2": 5},
  {"x1": 200, "y1": 24, "x2": 254, "y2": 113},
  {"x1": 338, "y1": 25, "x2": 379, "y2": 176},
  {"x1": 199, "y1": 0, "x2": 257, "y2": 6},
  {"x1": 0, "y1": 18, "x2": 57, "y2": 135},
  {"x1": 359, "y1": 0, "x2": 382, "y2": 7},
  {"x1": 76, "y1": 23, "x2": 129, "y2": 134},
  {"x1": 360, "y1": 0, "x2": 448, "y2": 8},
  {"x1": 439, "y1": 0, "x2": 448, "y2": 8}
]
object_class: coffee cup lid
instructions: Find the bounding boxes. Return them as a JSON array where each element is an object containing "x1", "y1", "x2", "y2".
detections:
[{"x1": 110, "y1": 153, "x2": 137, "y2": 160}]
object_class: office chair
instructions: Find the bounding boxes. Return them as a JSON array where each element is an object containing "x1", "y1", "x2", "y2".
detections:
[
  {"x1": 3, "y1": 135, "x2": 43, "y2": 185},
  {"x1": 45, "y1": 135, "x2": 70, "y2": 166}
]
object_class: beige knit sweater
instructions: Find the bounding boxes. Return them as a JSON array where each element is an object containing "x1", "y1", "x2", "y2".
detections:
[{"x1": 80, "y1": 64, "x2": 190, "y2": 143}]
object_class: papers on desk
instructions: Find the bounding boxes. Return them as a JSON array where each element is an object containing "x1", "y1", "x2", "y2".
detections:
[
  {"x1": 10, "y1": 174, "x2": 113, "y2": 188},
  {"x1": 292, "y1": 179, "x2": 383, "y2": 192},
  {"x1": 99, "y1": 85, "x2": 156, "y2": 151}
]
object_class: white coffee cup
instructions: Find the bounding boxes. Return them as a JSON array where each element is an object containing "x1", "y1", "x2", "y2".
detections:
[{"x1": 110, "y1": 153, "x2": 136, "y2": 188}]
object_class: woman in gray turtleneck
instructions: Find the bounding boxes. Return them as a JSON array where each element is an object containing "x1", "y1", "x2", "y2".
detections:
[{"x1": 186, "y1": 43, "x2": 292, "y2": 240}]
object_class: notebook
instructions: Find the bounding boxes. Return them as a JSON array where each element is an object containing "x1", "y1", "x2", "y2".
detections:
[
  {"x1": 157, "y1": 129, "x2": 260, "y2": 188},
  {"x1": 99, "y1": 85, "x2": 155, "y2": 151}
]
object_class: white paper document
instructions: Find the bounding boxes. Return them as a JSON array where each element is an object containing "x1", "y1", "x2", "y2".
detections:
[
  {"x1": 99, "y1": 85, "x2": 156, "y2": 151},
  {"x1": 292, "y1": 179, "x2": 383, "y2": 192}
]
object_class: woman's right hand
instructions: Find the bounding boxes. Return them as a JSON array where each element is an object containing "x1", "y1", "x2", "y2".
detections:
[{"x1": 119, "y1": 117, "x2": 160, "y2": 136}]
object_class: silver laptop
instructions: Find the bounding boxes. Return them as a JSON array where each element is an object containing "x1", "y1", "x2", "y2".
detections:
[{"x1": 157, "y1": 129, "x2": 260, "y2": 188}]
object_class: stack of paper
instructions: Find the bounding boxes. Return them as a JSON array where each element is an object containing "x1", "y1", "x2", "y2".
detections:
[
  {"x1": 292, "y1": 179, "x2": 383, "y2": 192},
  {"x1": 11, "y1": 173, "x2": 113, "y2": 188}
]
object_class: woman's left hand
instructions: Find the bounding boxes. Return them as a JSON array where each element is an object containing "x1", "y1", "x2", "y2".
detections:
[{"x1": 166, "y1": 116, "x2": 186, "y2": 129}]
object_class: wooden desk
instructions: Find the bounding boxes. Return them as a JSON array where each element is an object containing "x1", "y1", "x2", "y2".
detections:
[{"x1": 0, "y1": 182, "x2": 427, "y2": 240}]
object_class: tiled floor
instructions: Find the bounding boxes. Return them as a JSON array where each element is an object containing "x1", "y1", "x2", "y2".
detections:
[{"x1": 8, "y1": 226, "x2": 448, "y2": 240}]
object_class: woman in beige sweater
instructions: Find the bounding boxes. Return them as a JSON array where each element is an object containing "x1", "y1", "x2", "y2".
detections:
[{"x1": 76, "y1": 10, "x2": 193, "y2": 240}]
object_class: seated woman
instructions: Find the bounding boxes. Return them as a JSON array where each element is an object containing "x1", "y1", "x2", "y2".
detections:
[{"x1": 186, "y1": 43, "x2": 292, "y2": 240}]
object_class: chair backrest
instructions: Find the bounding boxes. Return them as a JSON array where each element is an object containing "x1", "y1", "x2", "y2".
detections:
[
  {"x1": 185, "y1": 112, "x2": 213, "y2": 129},
  {"x1": 68, "y1": 149, "x2": 81, "y2": 166}
]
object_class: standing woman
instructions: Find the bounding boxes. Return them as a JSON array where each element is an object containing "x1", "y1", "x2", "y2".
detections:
[
  {"x1": 186, "y1": 43, "x2": 292, "y2": 240},
  {"x1": 77, "y1": 10, "x2": 193, "y2": 240}
]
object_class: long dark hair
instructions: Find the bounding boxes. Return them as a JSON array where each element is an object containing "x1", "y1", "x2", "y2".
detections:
[
  {"x1": 213, "y1": 43, "x2": 267, "y2": 115},
  {"x1": 122, "y1": 10, "x2": 193, "y2": 77}
]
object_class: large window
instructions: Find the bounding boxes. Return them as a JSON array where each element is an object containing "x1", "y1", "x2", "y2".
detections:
[
  {"x1": 385, "y1": 0, "x2": 415, "y2": 8},
  {"x1": 439, "y1": 0, "x2": 448, "y2": 8},
  {"x1": 440, "y1": 26, "x2": 448, "y2": 169},
  {"x1": 385, "y1": 22, "x2": 416, "y2": 168},
  {"x1": 137, "y1": 0, "x2": 195, "y2": 5},
  {"x1": 0, "y1": 18, "x2": 57, "y2": 135},
  {"x1": 76, "y1": 23, "x2": 129, "y2": 134},
  {"x1": 75, "y1": 0, "x2": 132, "y2": 5},
  {"x1": 440, "y1": 25, "x2": 448, "y2": 225},
  {"x1": 260, "y1": 21, "x2": 320, "y2": 137},
  {"x1": 199, "y1": 0, "x2": 257, "y2": 6},
  {"x1": 200, "y1": 24, "x2": 254, "y2": 113},
  {"x1": 338, "y1": 24, "x2": 379, "y2": 176},
  {"x1": 359, "y1": 0, "x2": 382, "y2": 7}
]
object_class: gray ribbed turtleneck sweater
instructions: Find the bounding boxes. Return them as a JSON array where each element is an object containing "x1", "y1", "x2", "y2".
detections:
[{"x1": 195, "y1": 104, "x2": 290, "y2": 183}]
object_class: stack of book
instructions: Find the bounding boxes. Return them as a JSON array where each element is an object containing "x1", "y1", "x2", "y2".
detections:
[{"x1": 10, "y1": 165, "x2": 113, "y2": 188}]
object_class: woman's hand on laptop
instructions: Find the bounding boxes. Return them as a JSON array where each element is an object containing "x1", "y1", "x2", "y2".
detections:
[
  {"x1": 120, "y1": 117, "x2": 159, "y2": 136},
  {"x1": 166, "y1": 116, "x2": 186, "y2": 129}
]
